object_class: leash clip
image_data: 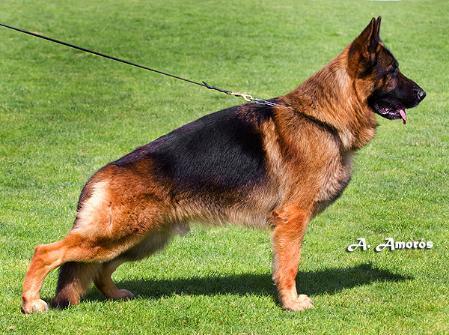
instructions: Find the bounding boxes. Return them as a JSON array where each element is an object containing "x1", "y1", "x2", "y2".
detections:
[{"x1": 231, "y1": 92, "x2": 254, "y2": 102}]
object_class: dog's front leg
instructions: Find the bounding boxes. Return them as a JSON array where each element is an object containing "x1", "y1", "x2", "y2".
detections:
[{"x1": 271, "y1": 205, "x2": 313, "y2": 311}]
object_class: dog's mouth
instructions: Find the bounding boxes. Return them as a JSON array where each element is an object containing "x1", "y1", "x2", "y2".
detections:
[{"x1": 371, "y1": 99, "x2": 407, "y2": 125}]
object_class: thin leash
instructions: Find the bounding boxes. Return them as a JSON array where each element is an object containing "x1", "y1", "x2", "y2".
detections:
[{"x1": 0, "y1": 22, "x2": 280, "y2": 108}]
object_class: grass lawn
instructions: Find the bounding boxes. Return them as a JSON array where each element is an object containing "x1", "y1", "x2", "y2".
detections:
[{"x1": 0, "y1": 0, "x2": 448, "y2": 334}]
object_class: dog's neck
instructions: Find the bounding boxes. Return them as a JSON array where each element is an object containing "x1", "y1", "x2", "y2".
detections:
[{"x1": 281, "y1": 47, "x2": 377, "y2": 151}]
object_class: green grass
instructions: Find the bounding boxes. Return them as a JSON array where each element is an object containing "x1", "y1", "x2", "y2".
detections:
[{"x1": 0, "y1": 0, "x2": 448, "y2": 334}]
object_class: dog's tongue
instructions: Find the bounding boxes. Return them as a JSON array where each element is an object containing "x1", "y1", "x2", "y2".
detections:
[{"x1": 399, "y1": 109, "x2": 407, "y2": 125}]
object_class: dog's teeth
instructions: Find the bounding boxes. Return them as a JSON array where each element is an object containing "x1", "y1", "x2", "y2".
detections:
[{"x1": 399, "y1": 109, "x2": 407, "y2": 125}]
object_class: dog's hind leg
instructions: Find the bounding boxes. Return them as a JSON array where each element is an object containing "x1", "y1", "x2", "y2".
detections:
[
  {"x1": 21, "y1": 169, "x2": 172, "y2": 314},
  {"x1": 51, "y1": 262, "x2": 102, "y2": 308},
  {"x1": 93, "y1": 225, "x2": 178, "y2": 300},
  {"x1": 21, "y1": 231, "x2": 145, "y2": 314},
  {"x1": 93, "y1": 258, "x2": 134, "y2": 300}
]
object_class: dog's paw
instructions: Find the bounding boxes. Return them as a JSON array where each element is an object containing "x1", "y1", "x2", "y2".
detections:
[
  {"x1": 109, "y1": 289, "x2": 135, "y2": 300},
  {"x1": 21, "y1": 299, "x2": 48, "y2": 314},
  {"x1": 282, "y1": 294, "x2": 314, "y2": 312}
]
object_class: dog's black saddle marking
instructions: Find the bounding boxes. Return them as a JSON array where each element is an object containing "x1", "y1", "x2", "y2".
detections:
[{"x1": 113, "y1": 104, "x2": 274, "y2": 193}]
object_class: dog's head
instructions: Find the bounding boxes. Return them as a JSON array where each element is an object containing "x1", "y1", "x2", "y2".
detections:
[{"x1": 348, "y1": 17, "x2": 426, "y2": 124}]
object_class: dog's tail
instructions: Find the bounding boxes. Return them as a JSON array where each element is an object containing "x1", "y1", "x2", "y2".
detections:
[{"x1": 51, "y1": 262, "x2": 100, "y2": 308}]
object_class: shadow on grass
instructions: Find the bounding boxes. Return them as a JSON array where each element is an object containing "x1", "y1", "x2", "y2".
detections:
[{"x1": 84, "y1": 263, "x2": 411, "y2": 302}]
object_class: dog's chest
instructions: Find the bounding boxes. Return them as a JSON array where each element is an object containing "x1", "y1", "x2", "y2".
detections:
[{"x1": 314, "y1": 152, "x2": 353, "y2": 214}]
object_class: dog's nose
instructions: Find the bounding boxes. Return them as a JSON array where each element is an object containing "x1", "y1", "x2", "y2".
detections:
[{"x1": 416, "y1": 89, "x2": 426, "y2": 102}]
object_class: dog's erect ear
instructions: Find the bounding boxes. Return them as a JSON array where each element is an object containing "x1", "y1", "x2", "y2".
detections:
[
  {"x1": 356, "y1": 17, "x2": 381, "y2": 52},
  {"x1": 348, "y1": 17, "x2": 382, "y2": 73},
  {"x1": 374, "y1": 16, "x2": 381, "y2": 43}
]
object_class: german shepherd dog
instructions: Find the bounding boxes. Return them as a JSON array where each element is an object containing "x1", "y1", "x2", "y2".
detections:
[{"x1": 21, "y1": 17, "x2": 425, "y2": 313}]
